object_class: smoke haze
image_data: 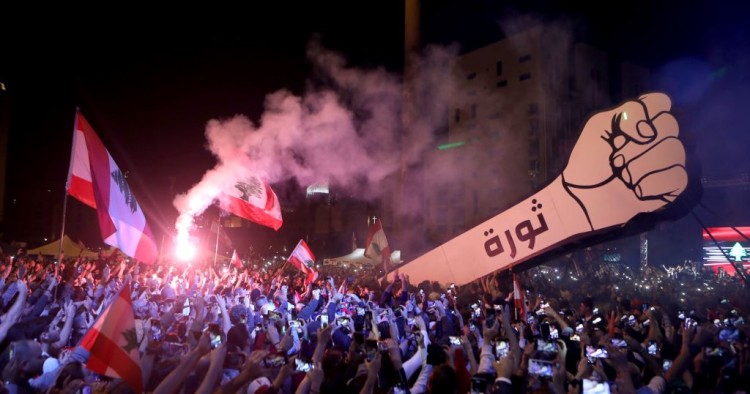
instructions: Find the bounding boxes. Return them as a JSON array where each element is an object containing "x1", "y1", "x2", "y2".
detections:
[{"x1": 173, "y1": 40, "x2": 465, "y2": 243}]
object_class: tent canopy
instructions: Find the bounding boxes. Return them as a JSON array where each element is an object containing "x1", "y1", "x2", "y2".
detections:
[
  {"x1": 26, "y1": 235, "x2": 101, "y2": 258},
  {"x1": 323, "y1": 248, "x2": 402, "y2": 268}
]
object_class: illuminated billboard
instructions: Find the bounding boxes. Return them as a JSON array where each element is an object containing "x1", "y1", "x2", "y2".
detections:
[{"x1": 702, "y1": 227, "x2": 750, "y2": 275}]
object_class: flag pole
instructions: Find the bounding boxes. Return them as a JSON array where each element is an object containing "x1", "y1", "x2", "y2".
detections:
[
  {"x1": 213, "y1": 219, "x2": 221, "y2": 267},
  {"x1": 57, "y1": 195, "x2": 69, "y2": 263},
  {"x1": 58, "y1": 107, "x2": 81, "y2": 266}
]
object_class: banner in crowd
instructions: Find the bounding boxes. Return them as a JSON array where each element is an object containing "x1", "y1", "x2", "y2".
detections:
[
  {"x1": 79, "y1": 285, "x2": 143, "y2": 393},
  {"x1": 288, "y1": 239, "x2": 318, "y2": 285},
  {"x1": 218, "y1": 175, "x2": 283, "y2": 231},
  {"x1": 68, "y1": 112, "x2": 158, "y2": 264},
  {"x1": 397, "y1": 93, "x2": 689, "y2": 285}
]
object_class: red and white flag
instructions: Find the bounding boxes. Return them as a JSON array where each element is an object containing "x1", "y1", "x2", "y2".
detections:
[
  {"x1": 512, "y1": 274, "x2": 526, "y2": 322},
  {"x1": 79, "y1": 285, "x2": 143, "y2": 393},
  {"x1": 69, "y1": 112, "x2": 158, "y2": 264},
  {"x1": 66, "y1": 115, "x2": 96, "y2": 209},
  {"x1": 230, "y1": 249, "x2": 242, "y2": 269},
  {"x1": 365, "y1": 220, "x2": 391, "y2": 273},
  {"x1": 287, "y1": 239, "x2": 318, "y2": 285},
  {"x1": 219, "y1": 175, "x2": 282, "y2": 231}
]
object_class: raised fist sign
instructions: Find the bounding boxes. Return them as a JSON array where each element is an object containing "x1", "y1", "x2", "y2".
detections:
[
  {"x1": 562, "y1": 92, "x2": 687, "y2": 230},
  {"x1": 398, "y1": 92, "x2": 690, "y2": 286}
]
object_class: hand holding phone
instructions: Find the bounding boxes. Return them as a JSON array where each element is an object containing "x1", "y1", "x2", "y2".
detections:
[
  {"x1": 494, "y1": 339, "x2": 509, "y2": 358},
  {"x1": 295, "y1": 358, "x2": 312, "y2": 372},
  {"x1": 263, "y1": 352, "x2": 287, "y2": 367},
  {"x1": 207, "y1": 323, "x2": 222, "y2": 349},
  {"x1": 365, "y1": 339, "x2": 378, "y2": 360},
  {"x1": 528, "y1": 359, "x2": 554, "y2": 377},
  {"x1": 585, "y1": 345, "x2": 608, "y2": 359},
  {"x1": 150, "y1": 319, "x2": 162, "y2": 342}
]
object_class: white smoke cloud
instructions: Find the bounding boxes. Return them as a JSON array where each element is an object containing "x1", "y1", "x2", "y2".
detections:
[{"x1": 172, "y1": 41, "x2": 460, "y2": 242}]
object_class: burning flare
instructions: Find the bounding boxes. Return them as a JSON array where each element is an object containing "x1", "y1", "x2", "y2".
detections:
[{"x1": 175, "y1": 213, "x2": 197, "y2": 261}]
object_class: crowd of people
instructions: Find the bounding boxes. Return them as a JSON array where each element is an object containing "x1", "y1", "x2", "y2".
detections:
[{"x1": 0, "y1": 247, "x2": 747, "y2": 394}]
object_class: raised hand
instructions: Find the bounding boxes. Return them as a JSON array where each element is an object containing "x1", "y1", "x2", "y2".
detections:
[{"x1": 240, "y1": 349, "x2": 269, "y2": 381}]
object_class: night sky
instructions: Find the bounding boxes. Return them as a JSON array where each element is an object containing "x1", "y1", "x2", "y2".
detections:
[{"x1": 1, "y1": 1, "x2": 749, "y2": 251}]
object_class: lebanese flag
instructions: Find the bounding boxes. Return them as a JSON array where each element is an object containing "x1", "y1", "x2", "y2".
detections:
[
  {"x1": 70, "y1": 112, "x2": 158, "y2": 264},
  {"x1": 66, "y1": 114, "x2": 96, "y2": 209},
  {"x1": 365, "y1": 220, "x2": 391, "y2": 273},
  {"x1": 219, "y1": 175, "x2": 282, "y2": 231},
  {"x1": 513, "y1": 274, "x2": 526, "y2": 322},
  {"x1": 230, "y1": 249, "x2": 243, "y2": 269},
  {"x1": 79, "y1": 285, "x2": 143, "y2": 393},
  {"x1": 287, "y1": 239, "x2": 318, "y2": 285}
]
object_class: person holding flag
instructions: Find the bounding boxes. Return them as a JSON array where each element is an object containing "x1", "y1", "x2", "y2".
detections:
[
  {"x1": 287, "y1": 239, "x2": 318, "y2": 286},
  {"x1": 365, "y1": 219, "x2": 391, "y2": 274},
  {"x1": 230, "y1": 249, "x2": 243, "y2": 269},
  {"x1": 77, "y1": 284, "x2": 143, "y2": 393}
]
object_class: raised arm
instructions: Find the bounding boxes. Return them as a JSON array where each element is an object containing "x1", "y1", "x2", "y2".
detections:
[
  {"x1": 0, "y1": 280, "x2": 27, "y2": 343},
  {"x1": 195, "y1": 343, "x2": 227, "y2": 394},
  {"x1": 153, "y1": 332, "x2": 211, "y2": 394},
  {"x1": 213, "y1": 349, "x2": 269, "y2": 394}
]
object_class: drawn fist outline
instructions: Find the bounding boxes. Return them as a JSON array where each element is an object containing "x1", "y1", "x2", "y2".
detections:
[{"x1": 561, "y1": 92, "x2": 687, "y2": 230}]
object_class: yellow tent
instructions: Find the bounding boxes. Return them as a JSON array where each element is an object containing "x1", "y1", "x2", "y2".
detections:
[{"x1": 27, "y1": 235, "x2": 100, "y2": 258}]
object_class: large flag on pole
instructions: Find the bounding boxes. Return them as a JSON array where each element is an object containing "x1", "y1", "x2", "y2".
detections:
[
  {"x1": 79, "y1": 285, "x2": 143, "y2": 393},
  {"x1": 66, "y1": 115, "x2": 96, "y2": 209},
  {"x1": 68, "y1": 112, "x2": 158, "y2": 264},
  {"x1": 287, "y1": 239, "x2": 318, "y2": 285},
  {"x1": 219, "y1": 175, "x2": 282, "y2": 231},
  {"x1": 365, "y1": 219, "x2": 391, "y2": 273}
]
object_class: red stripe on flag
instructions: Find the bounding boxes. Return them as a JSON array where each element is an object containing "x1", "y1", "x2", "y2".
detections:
[
  {"x1": 79, "y1": 285, "x2": 143, "y2": 393},
  {"x1": 82, "y1": 328, "x2": 143, "y2": 393},
  {"x1": 68, "y1": 176, "x2": 97, "y2": 209},
  {"x1": 77, "y1": 114, "x2": 118, "y2": 238},
  {"x1": 134, "y1": 226, "x2": 158, "y2": 265},
  {"x1": 264, "y1": 182, "x2": 276, "y2": 211},
  {"x1": 225, "y1": 195, "x2": 282, "y2": 231}
]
